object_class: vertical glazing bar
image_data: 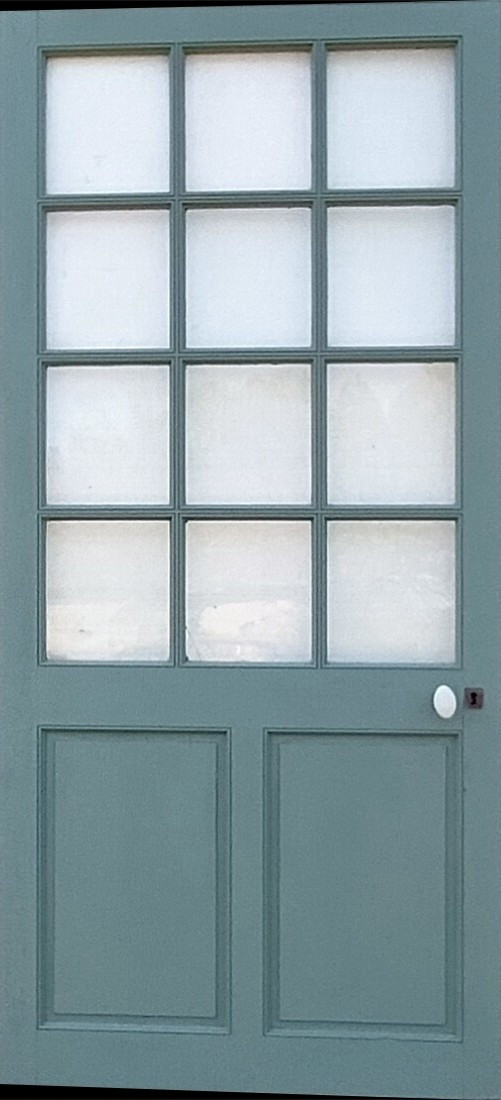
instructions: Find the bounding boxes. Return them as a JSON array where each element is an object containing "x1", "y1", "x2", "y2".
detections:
[
  {"x1": 313, "y1": 41, "x2": 328, "y2": 666},
  {"x1": 171, "y1": 43, "x2": 185, "y2": 665},
  {"x1": 454, "y1": 36, "x2": 463, "y2": 193},
  {"x1": 37, "y1": 47, "x2": 47, "y2": 200},
  {"x1": 454, "y1": 39, "x2": 462, "y2": 666},
  {"x1": 38, "y1": 49, "x2": 47, "y2": 661}
]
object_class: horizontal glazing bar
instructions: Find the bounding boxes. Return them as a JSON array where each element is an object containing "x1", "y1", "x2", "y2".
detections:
[
  {"x1": 38, "y1": 191, "x2": 462, "y2": 209},
  {"x1": 320, "y1": 347, "x2": 461, "y2": 361},
  {"x1": 324, "y1": 191, "x2": 460, "y2": 205},
  {"x1": 180, "y1": 509, "x2": 462, "y2": 522},
  {"x1": 40, "y1": 508, "x2": 177, "y2": 521},
  {"x1": 182, "y1": 42, "x2": 316, "y2": 56},
  {"x1": 39, "y1": 506, "x2": 462, "y2": 521},
  {"x1": 40, "y1": 352, "x2": 174, "y2": 366},
  {"x1": 321, "y1": 506, "x2": 461, "y2": 520},
  {"x1": 179, "y1": 347, "x2": 461, "y2": 360},
  {"x1": 39, "y1": 349, "x2": 461, "y2": 365},
  {"x1": 179, "y1": 191, "x2": 461, "y2": 207},
  {"x1": 38, "y1": 659, "x2": 175, "y2": 668},
  {"x1": 42, "y1": 45, "x2": 175, "y2": 58},
  {"x1": 39, "y1": 196, "x2": 174, "y2": 210}
]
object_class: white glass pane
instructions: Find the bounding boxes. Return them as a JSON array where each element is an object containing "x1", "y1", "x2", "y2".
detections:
[
  {"x1": 185, "y1": 51, "x2": 311, "y2": 191},
  {"x1": 328, "y1": 206, "x2": 455, "y2": 347},
  {"x1": 327, "y1": 48, "x2": 455, "y2": 189},
  {"x1": 186, "y1": 364, "x2": 311, "y2": 504},
  {"x1": 46, "y1": 210, "x2": 170, "y2": 350},
  {"x1": 46, "y1": 55, "x2": 170, "y2": 195},
  {"x1": 46, "y1": 366, "x2": 169, "y2": 505},
  {"x1": 186, "y1": 521, "x2": 311, "y2": 662},
  {"x1": 328, "y1": 362, "x2": 456, "y2": 504},
  {"x1": 186, "y1": 208, "x2": 311, "y2": 348},
  {"x1": 327, "y1": 521, "x2": 456, "y2": 663},
  {"x1": 47, "y1": 521, "x2": 170, "y2": 661}
]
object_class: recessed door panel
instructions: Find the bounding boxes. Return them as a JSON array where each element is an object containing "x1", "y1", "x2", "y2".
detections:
[
  {"x1": 266, "y1": 733, "x2": 460, "y2": 1036},
  {"x1": 39, "y1": 729, "x2": 229, "y2": 1027}
]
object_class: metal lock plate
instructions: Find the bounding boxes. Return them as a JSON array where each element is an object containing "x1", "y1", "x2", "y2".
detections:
[{"x1": 465, "y1": 688, "x2": 484, "y2": 709}]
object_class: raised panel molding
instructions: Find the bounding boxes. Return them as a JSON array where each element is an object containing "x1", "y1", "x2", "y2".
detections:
[
  {"x1": 264, "y1": 731, "x2": 462, "y2": 1040},
  {"x1": 38, "y1": 727, "x2": 230, "y2": 1031}
]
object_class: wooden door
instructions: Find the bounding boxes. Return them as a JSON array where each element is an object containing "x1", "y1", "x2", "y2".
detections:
[{"x1": 1, "y1": 5, "x2": 501, "y2": 1096}]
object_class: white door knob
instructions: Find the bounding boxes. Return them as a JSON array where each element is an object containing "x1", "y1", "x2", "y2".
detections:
[{"x1": 432, "y1": 685, "x2": 457, "y2": 719}]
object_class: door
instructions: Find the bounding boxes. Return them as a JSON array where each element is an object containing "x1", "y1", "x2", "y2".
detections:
[{"x1": 1, "y1": 4, "x2": 501, "y2": 1096}]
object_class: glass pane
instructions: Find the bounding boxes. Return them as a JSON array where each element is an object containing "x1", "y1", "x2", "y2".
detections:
[
  {"x1": 327, "y1": 48, "x2": 455, "y2": 189},
  {"x1": 185, "y1": 51, "x2": 311, "y2": 191},
  {"x1": 46, "y1": 366, "x2": 170, "y2": 505},
  {"x1": 46, "y1": 521, "x2": 170, "y2": 661},
  {"x1": 186, "y1": 207, "x2": 311, "y2": 348},
  {"x1": 186, "y1": 364, "x2": 311, "y2": 504},
  {"x1": 46, "y1": 210, "x2": 170, "y2": 350},
  {"x1": 328, "y1": 362, "x2": 456, "y2": 504},
  {"x1": 328, "y1": 206, "x2": 455, "y2": 347},
  {"x1": 46, "y1": 54, "x2": 170, "y2": 195},
  {"x1": 186, "y1": 521, "x2": 312, "y2": 662},
  {"x1": 327, "y1": 521, "x2": 456, "y2": 663}
]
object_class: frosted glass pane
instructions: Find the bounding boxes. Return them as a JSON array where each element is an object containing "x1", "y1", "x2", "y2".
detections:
[
  {"x1": 328, "y1": 48, "x2": 455, "y2": 188},
  {"x1": 186, "y1": 364, "x2": 311, "y2": 504},
  {"x1": 328, "y1": 206, "x2": 455, "y2": 347},
  {"x1": 46, "y1": 55, "x2": 170, "y2": 195},
  {"x1": 186, "y1": 208, "x2": 311, "y2": 348},
  {"x1": 328, "y1": 362, "x2": 456, "y2": 504},
  {"x1": 47, "y1": 521, "x2": 170, "y2": 661},
  {"x1": 46, "y1": 366, "x2": 169, "y2": 504},
  {"x1": 328, "y1": 521, "x2": 456, "y2": 663},
  {"x1": 47, "y1": 210, "x2": 170, "y2": 349},
  {"x1": 186, "y1": 522, "x2": 311, "y2": 662},
  {"x1": 185, "y1": 51, "x2": 311, "y2": 191}
]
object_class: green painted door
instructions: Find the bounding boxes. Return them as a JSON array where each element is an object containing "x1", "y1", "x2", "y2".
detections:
[{"x1": 1, "y1": 4, "x2": 501, "y2": 1096}]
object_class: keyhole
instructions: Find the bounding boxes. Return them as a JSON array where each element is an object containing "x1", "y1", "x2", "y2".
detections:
[{"x1": 465, "y1": 687, "x2": 484, "y2": 709}]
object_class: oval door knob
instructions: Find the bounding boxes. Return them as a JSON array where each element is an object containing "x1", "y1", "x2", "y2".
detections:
[{"x1": 432, "y1": 685, "x2": 457, "y2": 719}]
